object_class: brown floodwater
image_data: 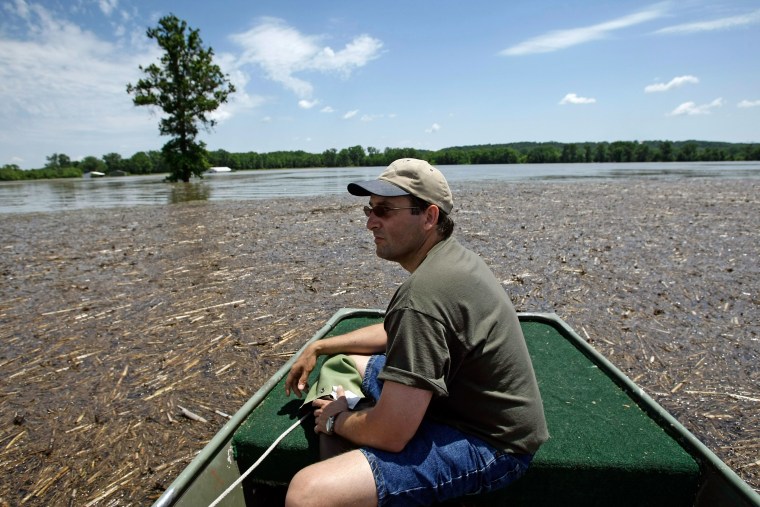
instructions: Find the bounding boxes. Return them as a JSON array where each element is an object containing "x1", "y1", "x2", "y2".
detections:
[{"x1": 0, "y1": 178, "x2": 757, "y2": 505}]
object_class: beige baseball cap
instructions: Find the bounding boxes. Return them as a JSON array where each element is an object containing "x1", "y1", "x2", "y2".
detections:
[{"x1": 347, "y1": 158, "x2": 453, "y2": 214}]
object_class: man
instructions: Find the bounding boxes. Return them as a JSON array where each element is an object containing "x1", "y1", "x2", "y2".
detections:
[{"x1": 284, "y1": 158, "x2": 548, "y2": 506}]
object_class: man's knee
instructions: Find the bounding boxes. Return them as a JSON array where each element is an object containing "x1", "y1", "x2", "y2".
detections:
[
  {"x1": 285, "y1": 451, "x2": 378, "y2": 507},
  {"x1": 285, "y1": 466, "x2": 320, "y2": 507}
]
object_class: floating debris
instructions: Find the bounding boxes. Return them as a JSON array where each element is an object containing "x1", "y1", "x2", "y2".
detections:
[{"x1": 0, "y1": 179, "x2": 757, "y2": 504}]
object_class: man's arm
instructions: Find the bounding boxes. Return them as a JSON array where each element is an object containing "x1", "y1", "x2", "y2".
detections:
[
  {"x1": 285, "y1": 323, "x2": 387, "y2": 397},
  {"x1": 314, "y1": 381, "x2": 433, "y2": 452}
]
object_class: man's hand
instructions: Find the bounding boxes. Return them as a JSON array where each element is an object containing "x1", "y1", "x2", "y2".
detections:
[
  {"x1": 284, "y1": 323, "x2": 387, "y2": 398},
  {"x1": 285, "y1": 345, "x2": 317, "y2": 398},
  {"x1": 312, "y1": 386, "x2": 349, "y2": 434}
]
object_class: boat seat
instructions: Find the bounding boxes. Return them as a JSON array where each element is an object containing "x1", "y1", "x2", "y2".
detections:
[{"x1": 232, "y1": 316, "x2": 701, "y2": 506}]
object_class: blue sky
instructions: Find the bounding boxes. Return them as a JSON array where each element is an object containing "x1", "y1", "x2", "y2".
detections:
[{"x1": 1, "y1": 0, "x2": 759, "y2": 169}]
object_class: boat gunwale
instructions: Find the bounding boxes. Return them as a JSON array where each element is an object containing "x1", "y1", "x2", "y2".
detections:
[
  {"x1": 152, "y1": 309, "x2": 760, "y2": 507},
  {"x1": 152, "y1": 308, "x2": 384, "y2": 507},
  {"x1": 518, "y1": 313, "x2": 759, "y2": 506}
]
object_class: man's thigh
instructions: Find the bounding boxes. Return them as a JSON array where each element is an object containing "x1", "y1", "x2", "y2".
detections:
[
  {"x1": 360, "y1": 420, "x2": 530, "y2": 506},
  {"x1": 347, "y1": 354, "x2": 371, "y2": 378}
]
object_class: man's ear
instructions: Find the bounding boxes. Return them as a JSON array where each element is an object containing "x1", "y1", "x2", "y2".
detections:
[{"x1": 423, "y1": 205, "x2": 440, "y2": 230}]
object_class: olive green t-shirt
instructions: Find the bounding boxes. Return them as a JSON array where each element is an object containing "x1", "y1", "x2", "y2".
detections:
[{"x1": 379, "y1": 237, "x2": 549, "y2": 454}]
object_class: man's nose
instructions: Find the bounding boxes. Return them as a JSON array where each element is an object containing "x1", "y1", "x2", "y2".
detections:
[{"x1": 366, "y1": 214, "x2": 380, "y2": 230}]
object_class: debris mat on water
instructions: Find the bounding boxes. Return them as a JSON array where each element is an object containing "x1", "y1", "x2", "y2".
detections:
[{"x1": 0, "y1": 179, "x2": 757, "y2": 505}]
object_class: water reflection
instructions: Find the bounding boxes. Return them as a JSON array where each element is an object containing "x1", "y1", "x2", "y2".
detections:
[
  {"x1": 169, "y1": 182, "x2": 211, "y2": 204},
  {"x1": 47, "y1": 179, "x2": 82, "y2": 206}
]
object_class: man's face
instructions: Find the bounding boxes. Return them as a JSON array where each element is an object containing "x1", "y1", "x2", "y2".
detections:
[{"x1": 366, "y1": 195, "x2": 428, "y2": 269}]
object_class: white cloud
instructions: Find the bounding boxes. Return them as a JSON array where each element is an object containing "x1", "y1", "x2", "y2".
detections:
[
  {"x1": 298, "y1": 99, "x2": 319, "y2": 109},
  {"x1": 210, "y1": 85, "x2": 265, "y2": 123},
  {"x1": 657, "y1": 8, "x2": 760, "y2": 34},
  {"x1": 0, "y1": 3, "x2": 265, "y2": 167},
  {"x1": 98, "y1": 0, "x2": 118, "y2": 16},
  {"x1": 559, "y1": 93, "x2": 596, "y2": 105},
  {"x1": 231, "y1": 18, "x2": 383, "y2": 99},
  {"x1": 209, "y1": 52, "x2": 265, "y2": 122},
  {"x1": 425, "y1": 123, "x2": 441, "y2": 133},
  {"x1": 5, "y1": 0, "x2": 30, "y2": 19},
  {"x1": 668, "y1": 98, "x2": 724, "y2": 116},
  {"x1": 645, "y1": 75, "x2": 699, "y2": 93},
  {"x1": 343, "y1": 110, "x2": 359, "y2": 119},
  {"x1": 501, "y1": 4, "x2": 666, "y2": 56},
  {"x1": 738, "y1": 99, "x2": 760, "y2": 108},
  {"x1": 320, "y1": 106, "x2": 334, "y2": 113},
  {"x1": 312, "y1": 35, "x2": 385, "y2": 75},
  {"x1": 0, "y1": 3, "x2": 156, "y2": 128}
]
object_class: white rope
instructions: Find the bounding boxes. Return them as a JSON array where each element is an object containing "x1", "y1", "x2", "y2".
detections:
[{"x1": 208, "y1": 414, "x2": 309, "y2": 507}]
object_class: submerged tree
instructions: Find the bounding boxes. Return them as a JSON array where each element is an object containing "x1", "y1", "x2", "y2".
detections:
[{"x1": 127, "y1": 14, "x2": 235, "y2": 182}]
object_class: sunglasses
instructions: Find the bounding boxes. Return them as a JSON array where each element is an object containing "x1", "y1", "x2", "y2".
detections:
[{"x1": 363, "y1": 205, "x2": 419, "y2": 218}]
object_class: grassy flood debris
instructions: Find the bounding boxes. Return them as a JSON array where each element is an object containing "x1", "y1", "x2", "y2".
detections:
[{"x1": 0, "y1": 178, "x2": 758, "y2": 505}]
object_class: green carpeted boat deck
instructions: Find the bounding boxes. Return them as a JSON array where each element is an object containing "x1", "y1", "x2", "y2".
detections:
[{"x1": 232, "y1": 315, "x2": 701, "y2": 506}]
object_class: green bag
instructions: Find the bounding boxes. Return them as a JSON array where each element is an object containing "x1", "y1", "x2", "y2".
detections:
[{"x1": 301, "y1": 354, "x2": 365, "y2": 409}]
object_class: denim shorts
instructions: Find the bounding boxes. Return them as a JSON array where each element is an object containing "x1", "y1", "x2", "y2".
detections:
[{"x1": 359, "y1": 354, "x2": 533, "y2": 506}]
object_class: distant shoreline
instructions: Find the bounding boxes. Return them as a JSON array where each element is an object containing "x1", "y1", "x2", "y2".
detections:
[{"x1": 5, "y1": 139, "x2": 759, "y2": 173}]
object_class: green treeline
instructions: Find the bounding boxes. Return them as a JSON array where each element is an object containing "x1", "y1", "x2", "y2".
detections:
[
  {"x1": 0, "y1": 165, "x2": 84, "y2": 181},
  {"x1": 2, "y1": 140, "x2": 759, "y2": 181}
]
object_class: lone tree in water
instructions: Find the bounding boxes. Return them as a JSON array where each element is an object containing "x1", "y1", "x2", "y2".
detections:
[{"x1": 127, "y1": 14, "x2": 235, "y2": 182}]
